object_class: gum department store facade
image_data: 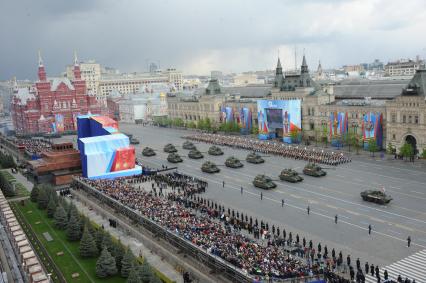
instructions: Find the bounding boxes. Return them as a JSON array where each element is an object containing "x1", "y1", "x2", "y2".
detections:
[{"x1": 168, "y1": 56, "x2": 426, "y2": 154}]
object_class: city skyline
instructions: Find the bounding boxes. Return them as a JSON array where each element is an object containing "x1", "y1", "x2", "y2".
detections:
[{"x1": 1, "y1": 0, "x2": 426, "y2": 80}]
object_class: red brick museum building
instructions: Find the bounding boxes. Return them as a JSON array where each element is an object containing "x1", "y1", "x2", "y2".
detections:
[{"x1": 11, "y1": 53, "x2": 104, "y2": 135}]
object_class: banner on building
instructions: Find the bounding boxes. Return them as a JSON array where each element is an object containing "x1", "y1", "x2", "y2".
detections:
[
  {"x1": 362, "y1": 112, "x2": 383, "y2": 149},
  {"x1": 51, "y1": 114, "x2": 65, "y2": 133},
  {"x1": 329, "y1": 111, "x2": 348, "y2": 146},
  {"x1": 257, "y1": 100, "x2": 301, "y2": 143},
  {"x1": 239, "y1": 107, "x2": 252, "y2": 134}
]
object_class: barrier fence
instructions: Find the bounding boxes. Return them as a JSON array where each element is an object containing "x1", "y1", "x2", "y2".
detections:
[{"x1": 72, "y1": 177, "x2": 325, "y2": 283}]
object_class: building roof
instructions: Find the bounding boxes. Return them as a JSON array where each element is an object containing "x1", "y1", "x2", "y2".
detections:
[
  {"x1": 15, "y1": 88, "x2": 36, "y2": 105},
  {"x1": 223, "y1": 85, "x2": 271, "y2": 97},
  {"x1": 50, "y1": 78, "x2": 75, "y2": 91},
  {"x1": 402, "y1": 69, "x2": 426, "y2": 96},
  {"x1": 333, "y1": 79, "x2": 408, "y2": 99}
]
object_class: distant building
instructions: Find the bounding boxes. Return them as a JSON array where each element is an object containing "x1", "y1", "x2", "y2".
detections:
[
  {"x1": 107, "y1": 83, "x2": 169, "y2": 123},
  {"x1": 98, "y1": 68, "x2": 182, "y2": 98},
  {"x1": 66, "y1": 56, "x2": 101, "y2": 99},
  {"x1": 343, "y1": 64, "x2": 364, "y2": 73},
  {"x1": 211, "y1": 70, "x2": 223, "y2": 81},
  {"x1": 11, "y1": 52, "x2": 103, "y2": 135},
  {"x1": 233, "y1": 74, "x2": 260, "y2": 86},
  {"x1": 385, "y1": 58, "x2": 425, "y2": 77}
]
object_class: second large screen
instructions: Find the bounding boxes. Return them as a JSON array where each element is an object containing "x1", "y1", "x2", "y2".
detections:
[{"x1": 257, "y1": 100, "x2": 301, "y2": 143}]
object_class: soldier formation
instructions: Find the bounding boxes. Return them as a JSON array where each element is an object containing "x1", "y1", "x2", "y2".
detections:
[{"x1": 186, "y1": 133, "x2": 351, "y2": 166}]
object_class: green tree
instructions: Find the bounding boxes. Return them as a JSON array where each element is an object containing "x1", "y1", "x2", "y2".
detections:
[
  {"x1": 37, "y1": 188, "x2": 49, "y2": 210},
  {"x1": 94, "y1": 228, "x2": 105, "y2": 252},
  {"x1": 30, "y1": 185, "x2": 39, "y2": 202},
  {"x1": 139, "y1": 260, "x2": 153, "y2": 283},
  {"x1": 66, "y1": 210, "x2": 82, "y2": 241},
  {"x1": 113, "y1": 239, "x2": 126, "y2": 272},
  {"x1": 422, "y1": 148, "x2": 426, "y2": 159},
  {"x1": 251, "y1": 125, "x2": 259, "y2": 135},
  {"x1": 80, "y1": 226, "x2": 98, "y2": 258},
  {"x1": 368, "y1": 139, "x2": 379, "y2": 157},
  {"x1": 321, "y1": 124, "x2": 328, "y2": 147},
  {"x1": 290, "y1": 128, "x2": 299, "y2": 143},
  {"x1": 352, "y1": 134, "x2": 362, "y2": 155},
  {"x1": 96, "y1": 247, "x2": 118, "y2": 278},
  {"x1": 102, "y1": 233, "x2": 114, "y2": 253},
  {"x1": 46, "y1": 197, "x2": 57, "y2": 218},
  {"x1": 120, "y1": 247, "x2": 135, "y2": 278},
  {"x1": 399, "y1": 143, "x2": 413, "y2": 160},
  {"x1": 127, "y1": 265, "x2": 142, "y2": 283},
  {"x1": 387, "y1": 143, "x2": 396, "y2": 154},
  {"x1": 53, "y1": 205, "x2": 68, "y2": 230}
]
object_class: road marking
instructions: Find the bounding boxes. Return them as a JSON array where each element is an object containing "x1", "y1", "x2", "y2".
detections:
[
  {"x1": 345, "y1": 210, "x2": 360, "y2": 216},
  {"x1": 141, "y1": 140, "x2": 426, "y2": 248},
  {"x1": 411, "y1": 191, "x2": 426, "y2": 195},
  {"x1": 388, "y1": 230, "x2": 402, "y2": 235}
]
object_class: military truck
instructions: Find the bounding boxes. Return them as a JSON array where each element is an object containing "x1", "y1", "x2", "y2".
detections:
[
  {"x1": 142, "y1": 147, "x2": 156, "y2": 157},
  {"x1": 253, "y1": 175, "x2": 277, "y2": 189},
  {"x1": 164, "y1": 143, "x2": 177, "y2": 153},
  {"x1": 188, "y1": 149, "x2": 204, "y2": 159},
  {"x1": 303, "y1": 163, "x2": 327, "y2": 177},
  {"x1": 279, "y1": 169, "x2": 304, "y2": 183},
  {"x1": 208, "y1": 145, "x2": 224, "y2": 156},
  {"x1": 360, "y1": 190, "x2": 392, "y2": 205},
  {"x1": 167, "y1": 152, "x2": 183, "y2": 163},
  {"x1": 201, "y1": 161, "x2": 220, "y2": 173},
  {"x1": 225, "y1": 156, "x2": 244, "y2": 168},
  {"x1": 246, "y1": 152, "x2": 265, "y2": 164},
  {"x1": 182, "y1": 141, "x2": 196, "y2": 150}
]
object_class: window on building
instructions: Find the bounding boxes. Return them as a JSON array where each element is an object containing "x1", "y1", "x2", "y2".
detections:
[
  {"x1": 308, "y1": 108, "x2": 311, "y2": 116},
  {"x1": 310, "y1": 123, "x2": 314, "y2": 130},
  {"x1": 392, "y1": 134, "x2": 396, "y2": 140},
  {"x1": 403, "y1": 115, "x2": 406, "y2": 123},
  {"x1": 408, "y1": 115, "x2": 412, "y2": 123},
  {"x1": 311, "y1": 108, "x2": 314, "y2": 116},
  {"x1": 391, "y1": 114, "x2": 396, "y2": 123},
  {"x1": 415, "y1": 116, "x2": 419, "y2": 124}
]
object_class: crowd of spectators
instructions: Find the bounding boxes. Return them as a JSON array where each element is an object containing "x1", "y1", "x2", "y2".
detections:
[
  {"x1": 186, "y1": 133, "x2": 351, "y2": 166},
  {"x1": 14, "y1": 138, "x2": 51, "y2": 154},
  {"x1": 76, "y1": 173, "x2": 324, "y2": 280}
]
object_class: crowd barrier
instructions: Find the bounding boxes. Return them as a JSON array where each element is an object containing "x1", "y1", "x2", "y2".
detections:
[{"x1": 72, "y1": 177, "x2": 325, "y2": 283}]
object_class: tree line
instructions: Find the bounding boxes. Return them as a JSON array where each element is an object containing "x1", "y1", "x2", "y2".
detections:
[{"x1": 30, "y1": 185, "x2": 163, "y2": 283}]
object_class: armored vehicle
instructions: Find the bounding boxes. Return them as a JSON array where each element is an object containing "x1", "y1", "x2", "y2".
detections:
[
  {"x1": 201, "y1": 161, "x2": 220, "y2": 173},
  {"x1": 246, "y1": 152, "x2": 265, "y2": 164},
  {"x1": 182, "y1": 141, "x2": 196, "y2": 150},
  {"x1": 208, "y1": 145, "x2": 224, "y2": 156},
  {"x1": 279, "y1": 169, "x2": 304, "y2": 183},
  {"x1": 225, "y1": 156, "x2": 244, "y2": 168},
  {"x1": 130, "y1": 137, "x2": 140, "y2": 145},
  {"x1": 252, "y1": 175, "x2": 277, "y2": 190},
  {"x1": 188, "y1": 149, "x2": 204, "y2": 159},
  {"x1": 361, "y1": 190, "x2": 392, "y2": 205},
  {"x1": 164, "y1": 143, "x2": 177, "y2": 153},
  {"x1": 303, "y1": 163, "x2": 327, "y2": 177},
  {"x1": 142, "y1": 147, "x2": 156, "y2": 157},
  {"x1": 167, "y1": 152, "x2": 183, "y2": 163}
]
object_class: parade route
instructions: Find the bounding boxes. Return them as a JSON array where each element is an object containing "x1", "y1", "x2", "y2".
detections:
[{"x1": 120, "y1": 124, "x2": 426, "y2": 273}]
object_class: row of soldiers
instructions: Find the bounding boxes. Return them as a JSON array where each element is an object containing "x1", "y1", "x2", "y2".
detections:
[{"x1": 186, "y1": 133, "x2": 351, "y2": 166}]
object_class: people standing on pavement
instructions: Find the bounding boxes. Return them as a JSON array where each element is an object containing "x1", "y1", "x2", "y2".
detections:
[
  {"x1": 368, "y1": 224, "x2": 372, "y2": 235},
  {"x1": 240, "y1": 186, "x2": 243, "y2": 194},
  {"x1": 356, "y1": 258, "x2": 360, "y2": 270},
  {"x1": 407, "y1": 236, "x2": 411, "y2": 247},
  {"x1": 383, "y1": 270, "x2": 388, "y2": 280},
  {"x1": 365, "y1": 262, "x2": 369, "y2": 275},
  {"x1": 307, "y1": 205, "x2": 310, "y2": 215},
  {"x1": 282, "y1": 199, "x2": 284, "y2": 207},
  {"x1": 335, "y1": 214, "x2": 338, "y2": 224},
  {"x1": 222, "y1": 180, "x2": 225, "y2": 188},
  {"x1": 260, "y1": 192, "x2": 263, "y2": 200}
]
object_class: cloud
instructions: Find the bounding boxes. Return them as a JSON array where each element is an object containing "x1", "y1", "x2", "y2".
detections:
[{"x1": 0, "y1": 0, "x2": 425, "y2": 79}]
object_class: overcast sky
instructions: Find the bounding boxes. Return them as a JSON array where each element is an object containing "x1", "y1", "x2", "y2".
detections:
[{"x1": 1, "y1": 0, "x2": 426, "y2": 80}]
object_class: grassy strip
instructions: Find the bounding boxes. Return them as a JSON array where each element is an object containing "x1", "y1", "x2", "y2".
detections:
[
  {"x1": 10, "y1": 202, "x2": 65, "y2": 282},
  {"x1": 13, "y1": 200, "x2": 126, "y2": 283}
]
